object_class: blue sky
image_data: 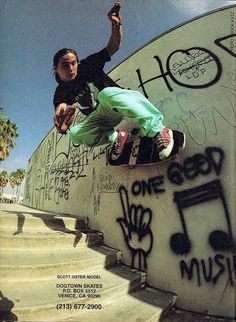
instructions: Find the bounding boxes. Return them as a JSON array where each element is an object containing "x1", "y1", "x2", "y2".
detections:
[{"x1": 0, "y1": 0, "x2": 235, "y2": 194}]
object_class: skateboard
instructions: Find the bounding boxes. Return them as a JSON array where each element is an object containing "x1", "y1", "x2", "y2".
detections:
[{"x1": 108, "y1": 130, "x2": 185, "y2": 167}]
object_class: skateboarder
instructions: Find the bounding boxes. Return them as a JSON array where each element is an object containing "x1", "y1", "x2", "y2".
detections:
[{"x1": 53, "y1": 2, "x2": 174, "y2": 161}]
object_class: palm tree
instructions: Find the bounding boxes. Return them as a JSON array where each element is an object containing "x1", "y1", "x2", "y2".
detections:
[
  {"x1": 0, "y1": 107, "x2": 19, "y2": 161},
  {"x1": 9, "y1": 171, "x2": 17, "y2": 200},
  {"x1": 14, "y1": 168, "x2": 26, "y2": 203},
  {"x1": 0, "y1": 170, "x2": 9, "y2": 196}
]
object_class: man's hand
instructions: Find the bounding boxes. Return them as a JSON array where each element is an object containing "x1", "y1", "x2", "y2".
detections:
[
  {"x1": 54, "y1": 104, "x2": 76, "y2": 134},
  {"x1": 108, "y1": 2, "x2": 121, "y2": 25}
]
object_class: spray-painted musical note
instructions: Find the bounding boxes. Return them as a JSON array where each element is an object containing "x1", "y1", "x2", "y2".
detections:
[{"x1": 170, "y1": 180, "x2": 234, "y2": 255}]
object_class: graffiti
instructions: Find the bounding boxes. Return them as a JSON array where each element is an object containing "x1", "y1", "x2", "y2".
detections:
[
  {"x1": 180, "y1": 254, "x2": 236, "y2": 286},
  {"x1": 90, "y1": 167, "x2": 124, "y2": 216},
  {"x1": 136, "y1": 46, "x2": 222, "y2": 97},
  {"x1": 133, "y1": 33, "x2": 235, "y2": 100},
  {"x1": 155, "y1": 89, "x2": 236, "y2": 146},
  {"x1": 155, "y1": 91, "x2": 208, "y2": 145},
  {"x1": 131, "y1": 176, "x2": 165, "y2": 196},
  {"x1": 97, "y1": 170, "x2": 121, "y2": 192},
  {"x1": 92, "y1": 145, "x2": 111, "y2": 164},
  {"x1": 24, "y1": 108, "x2": 99, "y2": 205},
  {"x1": 26, "y1": 129, "x2": 116, "y2": 206},
  {"x1": 117, "y1": 186, "x2": 153, "y2": 270},
  {"x1": 222, "y1": 69, "x2": 236, "y2": 95},
  {"x1": 53, "y1": 176, "x2": 70, "y2": 205},
  {"x1": 24, "y1": 165, "x2": 33, "y2": 201},
  {"x1": 166, "y1": 47, "x2": 222, "y2": 89},
  {"x1": 170, "y1": 180, "x2": 235, "y2": 256},
  {"x1": 90, "y1": 168, "x2": 101, "y2": 216},
  {"x1": 48, "y1": 146, "x2": 89, "y2": 203},
  {"x1": 167, "y1": 147, "x2": 224, "y2": 185},
  {"x1": 53, "y1": 148, "x2": 89, "y2": 180},
  {"x1": 33, "y1": 169, "x2": 45, "y2": 209},
  {"x1": 215, "y1": 33, "x2": 236, "y2": 58}
]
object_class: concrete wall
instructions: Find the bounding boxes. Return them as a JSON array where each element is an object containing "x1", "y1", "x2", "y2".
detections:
[{"x1": 24, "y1": 6, "x2": 236, "y2": 318}]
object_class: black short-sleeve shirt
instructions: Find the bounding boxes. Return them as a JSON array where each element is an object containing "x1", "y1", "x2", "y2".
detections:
[{"x1": 53, "y1": 47, "x2": 119, "y2": 115}]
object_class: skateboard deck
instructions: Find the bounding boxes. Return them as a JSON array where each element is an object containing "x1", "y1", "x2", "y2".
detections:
[{"x1": 108, "y1": 130, "x2": 185, "y2": 167}]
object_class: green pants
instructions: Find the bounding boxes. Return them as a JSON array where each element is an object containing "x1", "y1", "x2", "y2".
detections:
[{"x1": 69, "y1": 87, "x2": 165, "y2": 147}]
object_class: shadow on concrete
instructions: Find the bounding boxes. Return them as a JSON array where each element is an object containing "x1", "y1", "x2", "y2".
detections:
[
  {"x1": 0, "y1": 291, "x2": 18, "y2": 321},
  {"x1": 12, "y1": 213, "x2": 25, "y2": 236},
  {"x1": 2, "y1": 209, "x2": 102, "y2": 248}
]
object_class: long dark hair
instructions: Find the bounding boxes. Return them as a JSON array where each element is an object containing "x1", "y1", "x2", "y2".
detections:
[{"x1": 53, "y1": 48, "x2": 79, "y2": 83}]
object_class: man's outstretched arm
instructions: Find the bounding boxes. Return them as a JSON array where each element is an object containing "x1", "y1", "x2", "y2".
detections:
[{"x1": 106, "y1": 2, "x2": 123, "y2": 57}]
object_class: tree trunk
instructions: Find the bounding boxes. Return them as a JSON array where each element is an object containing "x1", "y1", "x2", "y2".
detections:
[
  {"x1": 15, "y1": 185, "x2": 19, "y2": 203},
  {"x1": 12, "y1": 187, "x2": 15, "y2": 202},
  {"x1": 18, "y1": 184, "x2": 21, "y2": 203}
]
